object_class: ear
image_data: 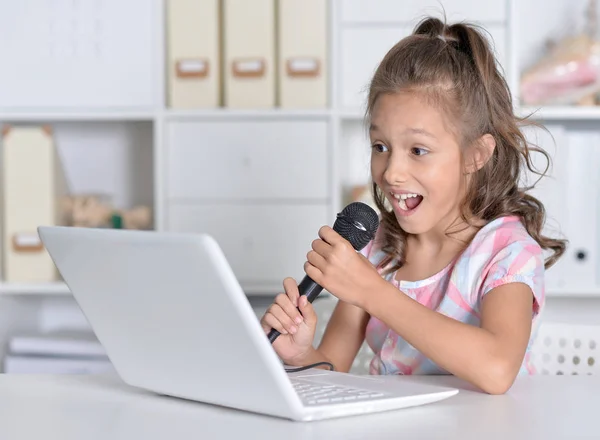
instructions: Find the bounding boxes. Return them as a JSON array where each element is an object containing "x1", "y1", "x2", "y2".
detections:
[{"x1": 465, "y1": 134, "x2": 496, "y2": 174}]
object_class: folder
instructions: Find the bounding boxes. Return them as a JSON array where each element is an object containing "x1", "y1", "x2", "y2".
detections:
[
  {"x1": 166, "y1": 0, "x2": 220, "y2": 108},
  {"x1": 223, "y1": 0, "x2": 275, "y2": 108},
  {"x1": 278, "y1": 0, "x2": 328, "y2": 108},
  {"x1": 1, "y1": 125, "x2": 69, "y2": 282}
]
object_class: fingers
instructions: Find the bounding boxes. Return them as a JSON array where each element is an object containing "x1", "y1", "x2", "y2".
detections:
[
  {"x1": 275, "y1": 292, "x2": 303, "y2": 326},
  {"x1": 311, "y1": 238, "x2": 330, "y2": 257},
  {"x1": 306, "y1": 249, "x2": 326, "y2": 271},
  {"x1": 260, "y1": 276, "x2": 308, "y2": 336},
  {"x1": 261, "y1": 291, "x2": 303, "y2": 336},
  {"x1": 312, "y1": 232, "x2": 352, "y2": 260},
  {"x1": 297, "y1": 295, "x2": 317, "y2": 327},
  {"x1": 304, "y1": 260, "x2": 323, "y2": 285},
  {"x1": 283, "y1": 277, "x2": 300, "y2": 307},
  {"x1": 261, "y1": 310, "x2": 288, "y2": 336},
  {"x1": 318, "y1": 225, "x2": 344, "y2": 245}
]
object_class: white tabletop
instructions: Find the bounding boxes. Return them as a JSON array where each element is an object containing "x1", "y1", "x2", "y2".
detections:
[{"x1": 0, "y1": 373, "x2": 598, "y2": 439}]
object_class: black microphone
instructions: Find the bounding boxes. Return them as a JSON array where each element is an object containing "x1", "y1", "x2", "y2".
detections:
[{"x1": 268, "y1": 202, "x2": 379, "y2": 343}]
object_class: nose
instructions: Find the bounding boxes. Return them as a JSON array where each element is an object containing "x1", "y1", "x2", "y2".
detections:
[{"x1": 382, "y1": 153, "x2": 409, "y2": 185}]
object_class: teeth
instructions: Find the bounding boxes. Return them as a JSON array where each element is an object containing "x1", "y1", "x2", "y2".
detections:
[
  {"x1": 392, "y1": 193, "x2": 420, "y2": 200},
  {"x1": 398, "y1": 199, "x2": 408, "y2": 210}
]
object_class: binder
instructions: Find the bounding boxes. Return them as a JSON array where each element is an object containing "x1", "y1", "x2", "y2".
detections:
[
  {"x1": 561, "y1": 133, "x2": 599, "y2": 291},
  {"x1": 522, "y1": 124, "x2": 567, "y2": 292},
  {"x1": 166, "y1": 0, "x2": 220, "y2": 108},
  {"x1": 278, "y1": 0, "x2": 328, "y2": 108},
  {"x1": 223, "y1": 0, "x2": 275, "y2": 108},
  {"x1": 1, "y1": 125, "x2": 69, "y2": 282}
]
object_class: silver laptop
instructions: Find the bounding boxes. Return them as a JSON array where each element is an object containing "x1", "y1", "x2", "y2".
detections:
[{"x1": 38, "y1": 226, "x2": 458, "y2": 421}]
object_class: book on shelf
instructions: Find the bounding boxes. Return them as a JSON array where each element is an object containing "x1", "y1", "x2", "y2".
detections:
[
  {"x1": 3, "y1": 355, "x2": 115, "y2": 374},
  {"x1": 7, "y1": 329, "x2": 106, "y2": 357},
  {"x1": 3, "y1": 330, "x2": 114, "y2": 374}
]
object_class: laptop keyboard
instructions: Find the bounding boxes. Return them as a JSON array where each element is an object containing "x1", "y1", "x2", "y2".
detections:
[{"x1": 291, "y1": 377, "x2": 391, "y2": 406}]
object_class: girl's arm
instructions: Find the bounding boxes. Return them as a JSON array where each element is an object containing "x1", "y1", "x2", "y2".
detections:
[
  {"x1": 302, "y1": 300, "x2": 370, "y2": 373},
  {"x1": 318, "y1": 300, "x2": 371, "y2": 373},
  {"x1": 364, "y1": 281, "x2": 533, "y2": 394}
]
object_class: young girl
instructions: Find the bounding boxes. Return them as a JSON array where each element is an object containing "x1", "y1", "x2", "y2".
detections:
[{"x1": 260, "y1": 17, "x2": 567, "y2": 394}]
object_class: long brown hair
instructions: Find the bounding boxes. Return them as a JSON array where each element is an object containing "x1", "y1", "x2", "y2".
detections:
[{"x1": 366, "y1": 16, "x2": 567, "y2": 273}]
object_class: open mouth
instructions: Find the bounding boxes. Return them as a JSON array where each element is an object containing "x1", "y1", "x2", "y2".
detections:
[{"x1": 391, "y1": 192, "x2": 423, "y2": 214}]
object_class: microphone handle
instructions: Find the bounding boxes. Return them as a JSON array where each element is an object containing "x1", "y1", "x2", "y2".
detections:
[
  {"x1": 267, "y1": 275, "x2": 324, "y2": 343},
  {"x1": 297, "y1": 275, "x2": 324, "y2": 303}
]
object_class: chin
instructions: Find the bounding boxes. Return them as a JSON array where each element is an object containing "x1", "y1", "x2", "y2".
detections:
[
  {"x1": 388, "y1": 199, "x2": 441, "y2": 236},
  {"x1": 394, "y1": 216, "x2": 430, "y2": 235}
]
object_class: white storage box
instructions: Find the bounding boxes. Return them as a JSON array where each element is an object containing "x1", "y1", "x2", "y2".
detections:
[
  {"x1": 166, "y1": 0, "x2": 220, "y2": 108},
  {"x1": 277, "y1": 0, "x2": 328, "y2": 108},
  {"x1": 223, "y1": 0, "x2": 276, "y2": 108}
]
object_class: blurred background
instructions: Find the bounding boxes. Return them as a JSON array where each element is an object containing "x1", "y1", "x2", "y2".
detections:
[{"x1": 0, "y1": 0, "x2": 599, "y2": 376}]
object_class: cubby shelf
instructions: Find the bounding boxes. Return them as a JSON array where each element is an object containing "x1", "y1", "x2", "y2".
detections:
[{"x1": 0, "y1": 0, "x2": 598, "y2": 306}]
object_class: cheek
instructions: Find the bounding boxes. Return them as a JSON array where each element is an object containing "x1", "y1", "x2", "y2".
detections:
[
  {"x1": 370, "y1": 155, "x2": 385, "y2": 183},
  {"x1": 422, "y1": 157, "x2": 463, "y2": 199}
]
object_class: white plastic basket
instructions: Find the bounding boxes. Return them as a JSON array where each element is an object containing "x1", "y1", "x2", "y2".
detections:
[{"x1": 530, "y1": 322, "x2": 599, "y2": 375}]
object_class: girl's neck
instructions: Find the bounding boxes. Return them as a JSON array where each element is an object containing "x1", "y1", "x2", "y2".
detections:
[{"x1": 408, "y1": 213, "x2": 484, "y2": 256}]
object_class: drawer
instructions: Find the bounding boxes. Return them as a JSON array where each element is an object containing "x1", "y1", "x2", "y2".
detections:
[
  {"x1": 167, "y1": 203, "x2": 330, "y2": 292},
  {"x1": 341, "y1": 0, "x2": 507, "y2": 24},
  {"x1": 340, "y1": 25, "x2": 507, "y2": 110},
  {"x1": 166, "y1": 120, "x2": 329, "y2": 200}
]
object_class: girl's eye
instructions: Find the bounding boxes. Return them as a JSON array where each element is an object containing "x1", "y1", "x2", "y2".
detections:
[
  {"x1": 372, "y1": 143, "x2": 388, "y2": 153},
  {"x1": 411, "y1": 147, "x2": 428, "y2": 156}
]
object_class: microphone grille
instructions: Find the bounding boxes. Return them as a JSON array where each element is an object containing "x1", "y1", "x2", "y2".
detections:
[{"x1": 332, "y1": 202, "x2": 379, "y2": 251}]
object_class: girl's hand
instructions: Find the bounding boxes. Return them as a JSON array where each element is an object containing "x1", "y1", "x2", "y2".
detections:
[
  {"x1": 304, "y1": 225, "x2": 385, "y2": 309},
  {"x1": 260, "y1": 277, "x2": 318, "y2": 365}
]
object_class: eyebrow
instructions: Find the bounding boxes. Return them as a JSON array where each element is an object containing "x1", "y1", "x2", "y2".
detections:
[{"x1": 369, "y1": 124, "x2": 437, "y2": 139}]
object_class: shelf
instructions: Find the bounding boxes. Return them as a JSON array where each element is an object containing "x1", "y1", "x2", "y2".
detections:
[
  {"x1": 547, "y1": 288, "x2": 600, "y2": 298},
  {"x1": 519, "y1": 106, "x2": 600, "y2": 121},
  {"x1": 165, "y1": 108, "x2": 332, "y2": 120},
  {"x1": 1, "y1": 106, "x2": 595, "y2": 122},
  {"x1": 0, "y1": 109, "x2": 156, "y2": 121},
  {"x1": 0, "y1": 282, "x2": 71, "y2": 296},
  {"x1": 339, "y1": 105, "x2": 600, "y2": 122},
  {"x1": 337, "y1": 109, "x2": 367, "y2": 120}
]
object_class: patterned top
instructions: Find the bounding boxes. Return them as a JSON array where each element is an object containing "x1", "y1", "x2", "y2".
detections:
[{"x1": 362, "y1": 215, "x2": 545, "y2": 375}]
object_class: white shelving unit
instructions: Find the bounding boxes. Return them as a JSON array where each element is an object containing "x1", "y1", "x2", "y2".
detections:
[
  {"x1": 0, "y1": 0, "x2": 599, "y2": 368},
  {"x1": 519, "y1": 106, "x2": 600, "y2": 120}
]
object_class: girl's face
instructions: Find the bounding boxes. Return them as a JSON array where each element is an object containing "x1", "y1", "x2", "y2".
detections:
[{"x1": 370, "y1": 92, "x2": 466, "y2": 236}]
